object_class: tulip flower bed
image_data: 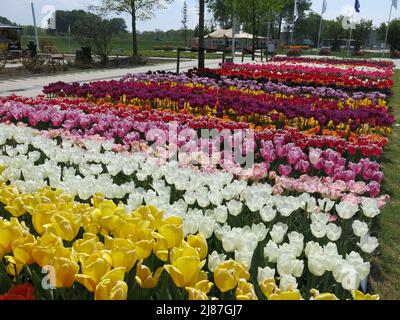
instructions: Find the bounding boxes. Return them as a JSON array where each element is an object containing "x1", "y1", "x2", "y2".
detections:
[
  {"x1": 0, "y1": 57, "x2": 395, "y2": 300},
  {"x1": 192, "y1": 58, "x2": 395, "y2": 93}
]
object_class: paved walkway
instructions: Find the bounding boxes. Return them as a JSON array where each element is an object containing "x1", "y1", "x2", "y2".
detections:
[
  {"x1": 0, "y1": 59, "x2": 223, "y2": 97},
  {"x1": 1, "y1": 55, "x2": 399, "y2": 97}
]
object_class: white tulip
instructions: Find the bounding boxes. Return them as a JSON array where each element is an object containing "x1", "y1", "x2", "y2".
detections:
[
  {"x1": 357, "y1": 235, "x2": 379, "y2": 254},
  {"x1": 310, "y1": 221, "x2": 327, "y2": 239},
  {"x1": 352, "y1": 220, "x2": 369, "y2": 237},
  {"x1": 326, "y1": 224, "x2": 342, "y2": 241},
  {"x1": 270, "y1": 222, "x2": 288, "y2": 244},
  {"x1": 264, "y1": 240, "x2": 280, "y2": 263},
  {"x1": 279, "y1": 274, "x2": 298, "y2": 291},
  {"x1": 227, "y1": 199, "x2": 243, "y2": 217},
  {"x1": 361, "y1": 198, "x2": 380, "y2": 218},
  {"x1": 346, "y1": 252, "x2": 371, "y2": 280},
  {"x1": 259, "y1": 206, "x2": 277, "y2": 222},
  {"x1": 305, "y1": 241, "x2": 323, "y2": 257},
  {"x1": 288, "y1": 232, "x2": 304, "y2": 257},
  {"x1": 341, "y1": 265, "x2": 361, "y2": 291},
  {"x1": 251, "y1": 223, "x2": 268, "y2": 242},
  {"x1": 335, "y1": 202, "x2": 359, "y2": 219},
  {"x1": 318, "y1": 198, "x2": 335, "y2": 212},
  {"x1": 221, "y1": 232, "x2": 237, "y2": 252},
  {"x1": 235, "y1": 249, "x2": 253, "y2": 269},
  {"x1": 308, "y1": 253, "x2": 326, "y2": 276},
  {"x1": 257, "y1": 266, "x2": 276, "y2": 285},
  {"x1": 277, "y1": 253, "x2": 304, "y2": 277},
  {"x1": 214, "y1": 206, "x2": 228, "y2": 224},
  {"x1": 208, "y1": 251, "x2": 227, "y2": 272}
]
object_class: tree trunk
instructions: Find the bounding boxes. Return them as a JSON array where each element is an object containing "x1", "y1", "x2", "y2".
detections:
[
  {"x1": 198, "y1": 0, "x2": 205, "y2": 68},
  {"x1": 278, "y1": 14, "x2": 283, "y2": 41},
  {"x1": 184, "y1": 29, "x2": 187, "y2": 47},
  {"x1": 131, "y1": 0, "x2": 138, "y2": 57},
  {"x1": 252, "y1": 1, "x2": 256, "y2": 61}
]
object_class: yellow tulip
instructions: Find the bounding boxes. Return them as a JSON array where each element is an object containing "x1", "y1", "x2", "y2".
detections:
[
  {"x1": 133, "y1": 205, "x2": 163, "y2": 231},
  {"x1": 135, "y1": 239, "x2": 154, "y2": 260},
  {"x1": 12, "y1": 234, "x2": 37, "y2": 265},
  {"x1": 164, "y1": 245, "x2": 206, "y2": 288},
  {"x1": 95, "y1": 268, "x2": 128, "y2": 300},
  {"x1": 51, "y1": 248, "x2": 80, "y2": 288},
  {"x1": 92, "y1": 199, "x2": 124, "y2": 235},
  {"x1": 75, "y1": 251, "x2": 113, "y2": 292},
  {"x1": 236, "y1": 279, "x2": 258, "y2": 300},
  {"x1": 269, "y1": 290, "x2": 303, "y2": 300},
  {"x1": 352, "y1": 290, "x2": 380, "y2": 300},
  {"x1": 152, "y1": 232, "x2": 170, "y2": 262},
  {"x1": 32, "y1": 232, "x2": 64, "y2": 267},
  {"x1": 73, "y1": 233, "x2": 104, "y2": 255},
  {"x1": 135, "y1": 260, "x2": 163, "y2": 289},
  {"x1": 4, "y1": 196, "x2": 27, "y2": 217},
  {"x1": 158, "y1": 216, "x2": 184, "y2": 249},
  {"x1": 187, "y1": 233, "x2": 208, "y2": 260},
  {"x1": 109, "y1": 238, "x2": 137, "y2": 272},
  {"x1": 0, "y1": 218, "x2": 25, "y2": 259},
  {"x1": 185, "y1": 279, "x2": 214, "y2": 300},
  {"x1": 310, "y1": 289, "x2": 338, "y2": 300},
  {"x1": 214, "y1": 260, "x2": 250, "y2": 293},
  {"x1": 50, "y1": 211, "x2": 81, "y2": 241},
  {"x1": 5, "y1": 256, "x2": 23, "y2": 277},
  {"x1": 260, "y1": 278, "x2": 277, "y2": 300},
  {"x1": 31, "y1": 203, "x2": 57, "y2": 235}
]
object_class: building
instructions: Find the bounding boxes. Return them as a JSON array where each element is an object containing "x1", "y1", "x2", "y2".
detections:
[
  {"x1": 192, "y1": 28, "x2": 267, "y2": 51},
  {"x1": 0, "y1": 23, "x2": 23, "y2": 51}
]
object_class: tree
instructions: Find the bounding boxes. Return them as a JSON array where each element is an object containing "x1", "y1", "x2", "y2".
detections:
[
  {"x1": 352, "y1": 19, "x2": 373, "y2": 50},
  {"x1": 322, "y1": 17, "x2": 345, "y2": 51},
  {"x1": 386, "y1": 19, "x2": 400, "y2": 51},
  {"x1": 207, "y1": 0, "x2": 234, "y2": 29},
  {"x1": 278, "y1": 0, "x2": 311, "y2": 41},
  {"x1": 182, "y1": 0, "x2": 189, "y2": 46},
  {"x1": 198, "y1": 0, "x2": 205, "y2": 68},
  {"x1": 109, "y1": 18, "x2": 128, "y2": 34},
  {"x1": 93, "y1": 0, "x2": 173, "y2": 57},
  {"x1": 72, "y1": 15, "x2": 113, "y2": 65},
  {"x1": 235, "y1": 0, "x2": 283, "y2": 59},
  {"x1": 295, "y1": 12, "x2": 321, "y2": 46},
  {"x1": 0, "y1": 16, "x2": 17, "y2": 26}
]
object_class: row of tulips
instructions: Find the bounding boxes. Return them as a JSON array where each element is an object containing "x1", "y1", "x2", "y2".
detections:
[
  {"x1": 232, "y1": 59, "x2": 394, "y2": 79},
  {"x1": 0, "y1": 122, "x2": 390, "y2": 203},
  {"x1": 41, "y1": 80, "x2": 395, "y2": 134},
  {"x1": 192, "y1": 58, "x2": 394, "y2": 92},
  {"x1": 0, "y1": 123, "x2": 389, "y2": 201},
  {"x1": 271, "y1": 56, "x2": 395, "y2": 70},
  {"x1": 0, "y1": 110, "x2": 387, "y2": 191},
  {"x1": 3, "y1": 95, "x2": 389, "y2": 158},
  {"x1": 0, "y1": 166, "x2": 382, "y2": 300}
]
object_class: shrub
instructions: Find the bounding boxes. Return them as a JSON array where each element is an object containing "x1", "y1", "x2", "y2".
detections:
[
  {"x1": 287, "y1": 48, "x2": 303, "y2": 57},
  {"x1": 319, "y1": 48, "x2": 331, "y2": 56}
]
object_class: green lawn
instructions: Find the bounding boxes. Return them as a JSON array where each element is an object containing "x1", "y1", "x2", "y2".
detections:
[
  {"x1": 369, "y1": 70, "x2": 400, "y2": 299},
  {"x1": 20, "y1": 35, "x2": 222, "y2": 59}
]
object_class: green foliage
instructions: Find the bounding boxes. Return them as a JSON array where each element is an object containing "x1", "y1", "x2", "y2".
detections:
[
  {"x1": 352, "y1": 19, "x2": 373, "y2": 50},
  {"x1": 0, "y1": 16, "x2": 17, "y2": 26},
  {"x1": 321, "y1": 17, "x2": 345, "y2": 51},
  {"x1": 386, "y1": 19, "x2": 400, "y2": 51},
  {"x1": 71, "y1": 15, "x2": 114, "y2": 64}
]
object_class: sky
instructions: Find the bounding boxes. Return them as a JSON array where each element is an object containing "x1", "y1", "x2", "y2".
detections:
[{"x1": 0, "y1": 0, "x2": 399, "y2": 31}]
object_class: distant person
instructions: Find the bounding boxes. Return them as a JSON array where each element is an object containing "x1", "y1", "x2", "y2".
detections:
[{"x1": 267, "y1": 42, "x2": 276, "y2": 59}]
